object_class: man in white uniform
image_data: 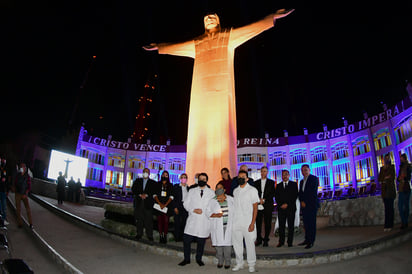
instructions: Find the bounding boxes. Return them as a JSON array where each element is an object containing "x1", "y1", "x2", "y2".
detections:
[
  {"x1": 179, "y1": 173, "x2": 215, "y2": 266},
  {"x1": 232, "y1": 170, "x2": 260, "y2": 272}
]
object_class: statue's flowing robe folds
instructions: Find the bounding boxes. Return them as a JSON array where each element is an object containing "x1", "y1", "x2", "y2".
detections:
[{"x1": 158, "y1": 15, "x2": 276, "y2": 187}]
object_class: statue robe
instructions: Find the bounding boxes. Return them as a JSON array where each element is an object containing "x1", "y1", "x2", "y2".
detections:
[{"x1": 158, "y1": 14, "x2": 276, "y2": 188}]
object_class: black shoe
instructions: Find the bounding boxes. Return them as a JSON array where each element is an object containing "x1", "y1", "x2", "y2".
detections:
[
  {"x1": 304, "y1": 243, "x2": 313, "y2": 249},
  {"x1": 178, "y1": 260, "x2": 190, "y2": 266},
  {"x1": 217, "y1": 264, "x2": 223, "y2": 268},
  {"x1": 263, "y1": 241, "x2": 268, "y2": 247},
  {"x1": 224, "y1": 265, "x2": 230, "y2": 269},
  {"x1": 197, "y1": 260, "x2": 205, "y2": 266},
  {"x1": 255, "y1": 239, "x2": 262, "y2": 246},
  {"x1": 159, "y1": 235, "x2": 164, "y2": 243},
  {"x1": 276, "y1": 243, "x2": 284, "y2": 248},
  {"x1": 298, "y1": 241, "x2": 307, "y2": 246}
]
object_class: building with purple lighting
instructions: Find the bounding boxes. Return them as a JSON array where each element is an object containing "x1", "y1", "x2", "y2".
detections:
[{"x1": 76, "y1": 97, "x2": 412, "y2": 198}]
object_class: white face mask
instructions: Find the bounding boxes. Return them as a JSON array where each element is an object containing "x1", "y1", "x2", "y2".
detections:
[
  {"x1": 20, "y1": 168, "x2": 24, "y2": 173},
  {"x1": 142, "y1": 172, "x2": 149, "y2": 179},
  {"x1": 194, "y1": 178, "x2": 198, "y2": 184}
]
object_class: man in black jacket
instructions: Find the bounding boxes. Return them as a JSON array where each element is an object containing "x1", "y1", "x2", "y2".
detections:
[
  {"x1": 172, "y1": 173, "x2": 189, "y2": 242},
  {"x1": 132, "y1": 168, "x2": 157, "y2": 241},
  {"x1": 274, "y1": 169, "x2": 298, "y2": 247},
  {"x1": 298, "y1": 164, "x2": 319, "y2": 249},
  {"x1": 254, "y1": 166, "x2": 275, "y2": 247}
]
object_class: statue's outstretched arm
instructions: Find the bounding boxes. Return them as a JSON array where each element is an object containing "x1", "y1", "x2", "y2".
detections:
[
  {"x1": 142, "y1": 40, "x2": 195, "y2": 58},
  {"x1": 230, "y1": 8, "x2": 294, "y2": 49}
]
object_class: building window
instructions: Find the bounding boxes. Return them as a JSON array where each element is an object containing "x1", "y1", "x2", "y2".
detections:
[
  {"x1": 355, "y1": 157, "x2": 374, "y2": 186},
  {"x1": 269, "y1": 151, "x2": 286, "y2": 166},
  {"x1": 128, "y1": 155, "x2": 145, "y2": 169},
  {"x1": 238, "y1": 153, "x2": 267, "y2": 163},
  {"x1": 373, "y1": 128, "x2": 392, "y2": 151},
  {"x1": 108, "y1": 153, "x2": 125, "y2": 168},
  {"x1": 269, "y1": 169, "x2": 283, "y2": 183},
  {"x1": 394, "y1": 116, "x2": 412, "y2": 144},
  {"x1": 331, "y1": 142, "x2": 349, "y2": 160},
  {"x1": 87, "y1": 167, "x2": 103, "y2": 182},
  {"x1": 148, "y1": 157, "x2": 166, "y2": 170},
  {"x1": 352, "y1": 136, "x2": 371, "y2": 156},
  {"x1": 312, "y1": 165, "x2": 330, "y2": 191},
  {"x1": 168, "y1": 158, "x2": 186, "y2": 171},
  {"x1": 80, "y1": 149, "x2": 105, "y2": 165},
  {"x1": 290, "y1": 148, "x2": 308, "y2": 165},
  {"x1": 310, "y1": 146, "x2": 328, "y2": 163},
  {"x1": 333, "y1": 161, "x2": 351, "y2": 189},
  {"x1": 105, "y1": 170, "x2": 124, "y2": 189}
]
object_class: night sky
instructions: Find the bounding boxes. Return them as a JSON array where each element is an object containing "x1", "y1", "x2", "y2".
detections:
[{"x1": 2, "y1": 1, "x2": 412, "y2": 147}]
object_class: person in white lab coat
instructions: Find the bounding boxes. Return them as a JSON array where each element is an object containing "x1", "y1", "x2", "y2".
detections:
[
  {"x1": 232, "y1": 170, "x2": 260, "y2": 273},
  {"x1": 178, "y1": 172, "x2": 215, "y2": 267},
  {"x1": 207, "y1": 182, "x2": 234, "y2": 269}
]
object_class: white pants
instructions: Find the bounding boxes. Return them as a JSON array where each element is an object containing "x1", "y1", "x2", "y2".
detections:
[{"x1": 232, "y1": 226, "x2": 257, "y2": 267}]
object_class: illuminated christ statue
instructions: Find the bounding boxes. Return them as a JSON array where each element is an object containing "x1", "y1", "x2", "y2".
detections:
[{"x1": 144, "y1": 9, "x2": 294, "y2": 187}]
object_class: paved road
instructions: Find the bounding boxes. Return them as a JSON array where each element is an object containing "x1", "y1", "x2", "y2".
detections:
[
  {"x1": 4, "y1": 202, "x2": 65, "y2": 273},
  {"x1": 7, "y1": 194, "x2": 412, "y2": 273}
]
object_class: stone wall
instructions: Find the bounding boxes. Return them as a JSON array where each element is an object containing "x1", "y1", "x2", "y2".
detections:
[{"x1": 323, "y1": 195, "x2": 412, "y2": 226}]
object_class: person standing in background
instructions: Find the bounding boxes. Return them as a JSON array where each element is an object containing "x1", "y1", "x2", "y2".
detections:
[
  {"x1": 232, "y1": 170, "x2": 260, "y2": 272},
  {"x1": 397, "y1": 153, "x2": 411, "y2": 229},
  {"x1": 379, "y1": 154, "x2": 396, "y2": 232},
  {"x1": 298, "y1": 164, "x2": 319, "y2": 249},
  {"x1": 274, "y1": 169, "x2": 298, "y2": 247},
  {"x1": 132, "y1": 168, "x2": 157, "y2": 241},
  {"x1": 253, "y1": 166, "x2": 275, "y2": 247},
  {"x1": 13, "y1": 163, "x2": 33, "y2": 229},
  {"x1": 56, "y1": 171, "x2": 66, "y2": 205},
  {"x1": 173, "y1": 173, "x2": 189, "y2": 242},
  {"x1": 179, "y1": 173, "x2": 214, "y2": 267},
  {"x1": 218, "y1": 168, "x2": 232, "y2": 194}
]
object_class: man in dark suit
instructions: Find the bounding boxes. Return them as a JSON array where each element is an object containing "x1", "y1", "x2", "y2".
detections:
[
  {"x1": 254, "y1": 166, "x2": 275, "y2": 247},
  {"x1": 298, "y1": 164, "x2": 319, "y2": 249},
  {"x1": 172, "y1": 173, "x2": 189, "y2": 242},
  {"x1": 274, "y1": 169, "x2": 298, "y2": 247},
  {"x1": 132, "y1": 167, "x2": 157, "y2": 241},
  {"x1": 230, "y1": 164, "x2": 254, "y2": 195}
]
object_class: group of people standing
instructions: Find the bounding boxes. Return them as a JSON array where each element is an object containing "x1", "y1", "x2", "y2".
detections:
[
  {"x1": 131, "y1": 164, "x2": 320, "y2": 272},
  {"x1": 56, "y1": 172, "x2": 82, "y2": 204},
  {"x1": 379, "y1": 153, "x2": 412, "y2": 231}
]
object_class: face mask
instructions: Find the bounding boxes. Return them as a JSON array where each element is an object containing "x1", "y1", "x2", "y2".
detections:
[
  {"x1": 161, "y1": 176, "x2": 168, "y2": 181},
  {"x1": 215, "y1": 188, "x2": 225, "y2": 196},
  {"x1": 194, "y1": 178, "x2": 198, "y2": 184},
  {"x1": 238, "y1": 178, "x2": 246, "y2": 185},
  {"x1": 180, "y1": 178, "x2": 187, "y2": 184},
  {"x1": 198, "y1": 180, "x2": 207, "y2": 187},
  {"x1": 142, "y1": 172, "x2": 149, "y2": 179},
  {"x1": 20, "y1": 168, "x2": 24, "y2": 173}
]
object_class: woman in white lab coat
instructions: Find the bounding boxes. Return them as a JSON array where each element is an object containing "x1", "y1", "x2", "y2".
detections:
[{"x1": 207, "y1": 182, "x2": 234, "y2": 269}]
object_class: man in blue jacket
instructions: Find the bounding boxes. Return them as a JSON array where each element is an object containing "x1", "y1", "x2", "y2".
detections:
[{"x1": 298, "y1": 164, "x2": 319, "y2": 249}]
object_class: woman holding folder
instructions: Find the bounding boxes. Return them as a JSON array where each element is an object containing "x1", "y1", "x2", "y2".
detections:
[{"x1": 154, "y1": 176, "x2": 174, "y2": 243}]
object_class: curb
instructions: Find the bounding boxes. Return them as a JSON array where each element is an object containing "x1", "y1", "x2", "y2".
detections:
[
  {"x1": 7, "y1": 196, "x2": 83, "y2": 274},
  {"x1": 30, "y1": 194, "x2": 412, "y2": 267}
]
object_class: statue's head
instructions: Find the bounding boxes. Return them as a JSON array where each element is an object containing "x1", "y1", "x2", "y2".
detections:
[{"x1": 204, "y1": 13, "x2": 220, "y2": 33}]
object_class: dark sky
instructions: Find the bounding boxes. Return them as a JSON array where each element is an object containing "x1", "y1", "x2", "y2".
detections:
[{"x1": 2, "y1": 1, "x2": 412, "y2": 146}]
